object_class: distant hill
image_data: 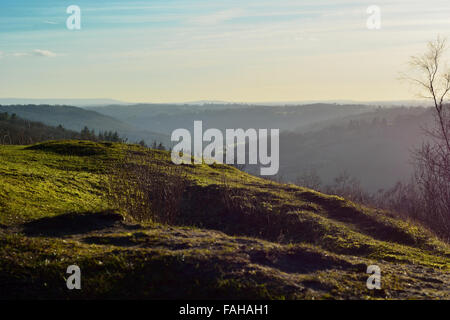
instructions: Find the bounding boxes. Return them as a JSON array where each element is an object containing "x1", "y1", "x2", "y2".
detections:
[
  {"x1": 2, "y1": 102, "x2": 435, "y2": 193},
  {"x1": 277, "y1": 107, "x2": 434, "y2": 192},
  {"x1": 88, "y1": 103, "x2": 434, "y2": 192},
  {"x1": 0, "y1": 105, "x2": 169, "y2": 145},
  {"x1": 5, "y1": 103, "x2": 434, "y2": 192},
  {"x1": 0, "y1": 112, "x2": 125, "y2": 145},
  {"x1": 0, "y1": 98, "x2": 128, "y2": 106},
  {"x1": 0, "y1": 98, "x2": 430, "y2": 107},
  {"x1": 88, "y1": 103, "x2": 373, "y2": 135}
]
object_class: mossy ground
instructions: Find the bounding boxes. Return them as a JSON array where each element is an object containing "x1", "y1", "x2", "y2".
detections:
[{"x1": 0, "y1": 140, "x2": 448, "y2": 299}]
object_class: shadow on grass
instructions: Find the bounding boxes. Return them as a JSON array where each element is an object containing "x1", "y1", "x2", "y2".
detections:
[
  {"x1": 249, "y1": 247, "x2": 363, "y2": 274},
  {"x1": 21, "y1": 210, "x2": 138, "y2": 237}
]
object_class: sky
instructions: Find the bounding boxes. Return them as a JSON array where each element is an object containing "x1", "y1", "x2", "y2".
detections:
[{"x1": 1, "y1": 0, "x2": 450, "y2": 103}]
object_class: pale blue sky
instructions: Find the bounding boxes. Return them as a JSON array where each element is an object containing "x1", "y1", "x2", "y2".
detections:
[{"x1": 1, "y1": 0, "x2": 450, "y2": 102}]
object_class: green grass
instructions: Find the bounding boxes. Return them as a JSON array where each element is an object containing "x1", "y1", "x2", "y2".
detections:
[
  {"x1": 0, "y1": 142, "x2": 111, "y2": 225},
  {"x1": 0, "y1": 140, "x2": 449, "y2": 299}
]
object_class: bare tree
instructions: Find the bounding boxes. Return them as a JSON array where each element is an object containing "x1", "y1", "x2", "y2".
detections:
[
  {"x1": 322, "y1": 170, "x2": 370, "y2": 204},
  {"x1": 404, "y1": 36, "x2": 450, "y2": 237}
]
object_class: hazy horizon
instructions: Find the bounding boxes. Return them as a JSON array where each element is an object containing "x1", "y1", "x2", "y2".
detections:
[{"x1": 0, "y1": 97, "x2": 434, "y2": 107}]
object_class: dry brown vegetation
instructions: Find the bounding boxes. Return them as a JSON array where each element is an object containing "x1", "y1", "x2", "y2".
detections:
[{"x1": 107, "y1": 150, "x2": 187, "y2": 224}]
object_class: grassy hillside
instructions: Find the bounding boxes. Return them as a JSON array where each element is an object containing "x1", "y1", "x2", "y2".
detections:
[{"x1": 0, "y1": 141, "x2": 448, "y2": 299}]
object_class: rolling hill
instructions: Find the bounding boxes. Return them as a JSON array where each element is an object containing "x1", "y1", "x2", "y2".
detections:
[
  {"x1": 0, "y1": 112, "x2": 126, "y2": 145},
  {"x1": 278, "y1": 107, "x2": 433, "y2": 192},
  {"x1": 0, "y1": 140, "x2": 448, "y2": 299},
  {"x1": 87, "y1": 103, "x2": 372, "y2": 135},
  {"x1": 0, "y1": 105, "x2": 169, "y2": 145},
  {"x1": 0, "y1": 98, "x2": 128, "y2": 106}
]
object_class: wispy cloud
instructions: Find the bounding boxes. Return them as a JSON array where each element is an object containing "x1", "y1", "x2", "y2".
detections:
[
  {"x1": 188, "y1": 9, "x2": 245, "y2": 25},
  {"x1": 43, "y1": 20, "x2": 58, "y2": 25},
  {"x1": 12, "y1": 52, "x2": 29, "y2": 57},
  {"x1": 10, "y1": 49, "x2": 58, "y2": 58},
  {"x1": 31, "y1": 49, "x2": 57, "y2": 57}
]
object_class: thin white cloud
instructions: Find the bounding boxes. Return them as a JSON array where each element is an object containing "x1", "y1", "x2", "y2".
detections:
[
  {"x1": 12, "y1": 52, "x2": 30, "y2": 57},
  {"x1": 32, "y1": 49, "x2": 57, "y2": 57},
  {"x1": 188, "y1": 9, "x2": 245, "y2": 25},
  {"x1": 43, "y1": 20, "x2": 58, "y2": 25},
  {"x1": 9, "y1": 49, "x2": 58, "y2": 58}
]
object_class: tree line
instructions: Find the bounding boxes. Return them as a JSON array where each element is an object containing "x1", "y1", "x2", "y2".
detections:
[{"x1": 0, "y1": 112, "x2": 166, "y2": 150}]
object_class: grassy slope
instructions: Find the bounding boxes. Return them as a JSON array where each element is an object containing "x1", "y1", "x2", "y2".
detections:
[{"x1": 0, "y1": 140, "x2": 448, "y2": 299}]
